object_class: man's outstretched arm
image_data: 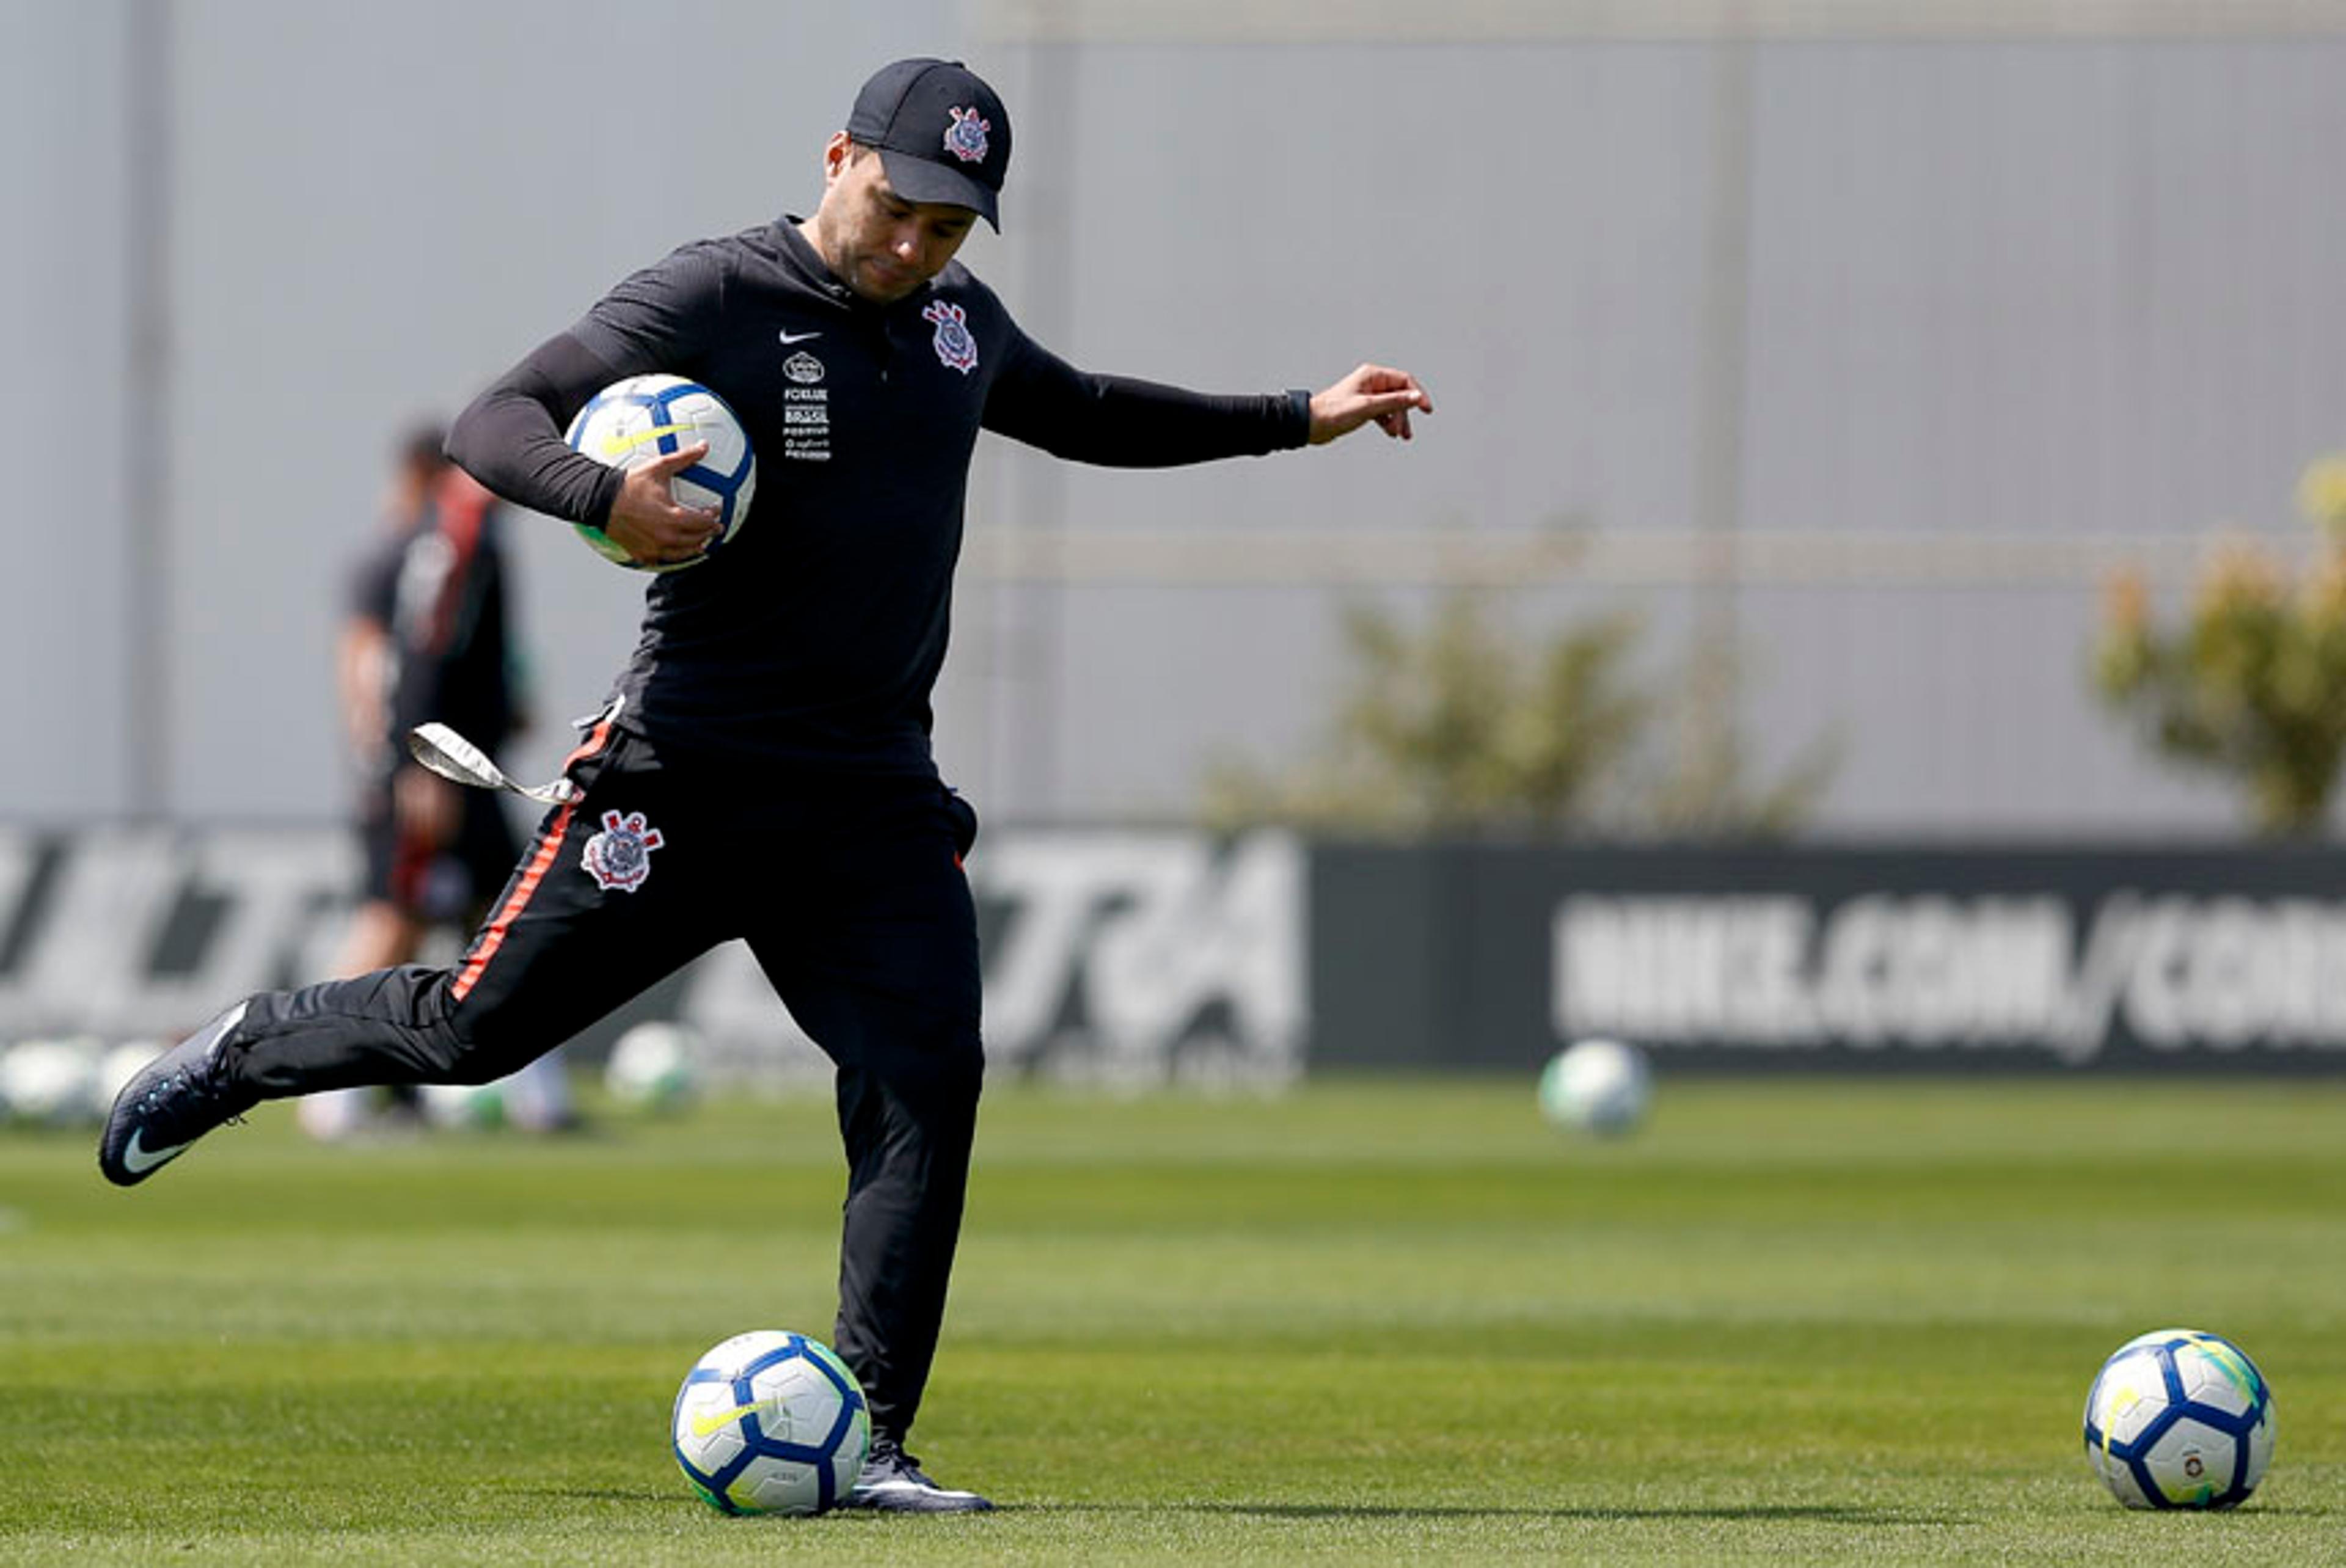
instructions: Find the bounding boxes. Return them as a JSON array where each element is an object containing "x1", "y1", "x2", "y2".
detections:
[{"x1": 984, "y1": 328, "x2": 1431, "y2": 467}]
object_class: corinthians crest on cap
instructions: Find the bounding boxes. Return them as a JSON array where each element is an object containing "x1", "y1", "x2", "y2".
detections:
[
  {"x1": 943, "y1": 104, "x2": 990, "y2": 164},
  {"x1": 582, "y1": 808, "x2": 665, "y2": 892},
  {"x1": 846, "y1": 60, "x2": 1010, "y2": 230}
]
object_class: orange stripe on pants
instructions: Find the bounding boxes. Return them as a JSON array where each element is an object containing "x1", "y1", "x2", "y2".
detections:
[{"x1": 450, "y1": 716, "x2": 616, "y2": 1003}]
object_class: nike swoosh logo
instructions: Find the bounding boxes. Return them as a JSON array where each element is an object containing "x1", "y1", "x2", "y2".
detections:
[
  {"x1": 121, "y1": 1129, "x2": 190, "y2": 1176},
  {"x1": 689, "y1": 1399, "x2": 780, "y2": 1439},
  {"x1": 596, "y1": 423, "x2": 691, "y2": 459},
  {"x1": 777, "y1": 330, "x2": 822, "y2": 346}
]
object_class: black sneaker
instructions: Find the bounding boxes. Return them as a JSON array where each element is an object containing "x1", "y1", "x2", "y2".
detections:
[
  {"x1": 842, "y1": 1439, "x2": 993, "y2": 1513},
  {"x1": 98, "y1": 1001, "x2": 257, "y2": 1187}
]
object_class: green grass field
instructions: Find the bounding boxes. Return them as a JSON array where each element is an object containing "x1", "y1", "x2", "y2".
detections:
[{"x1": 2, "y1": 1076, "x2": 2342, "y2": 1565}]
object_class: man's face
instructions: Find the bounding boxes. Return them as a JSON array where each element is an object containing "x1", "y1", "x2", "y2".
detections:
[{"x1": 809, "y1": 135, "x2": 978, "y2": 305}]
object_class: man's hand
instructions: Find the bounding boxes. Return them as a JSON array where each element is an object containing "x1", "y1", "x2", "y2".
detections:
[
  {"x1": 603, "y1": 442, "x2": 723, "y2": 566},
  {"x1": 1307, "y1": 363, "x2": 1433, "y2": 445}
]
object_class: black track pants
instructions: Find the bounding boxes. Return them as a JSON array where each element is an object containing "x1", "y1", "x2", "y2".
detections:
[{"x1": 224, "y1": 717, "x2": 984, "y2": 1441}]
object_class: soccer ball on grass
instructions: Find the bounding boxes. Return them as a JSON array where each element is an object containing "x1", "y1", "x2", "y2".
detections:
[
  {"x1": 604, "y1": 1021, "x2": 702, "y2": 1114},
  {"x1": 0, "y1": 1038, "x2": 101, "y2": 1126},
  {"x1": 673, "y1": 1330, "x2": 868, "y2": 1515},
  {"x1": 563, "y1": 374, "x2": 756, "y2": 571},
  {"x1": 2083, "y1": 1328, "x2": 2274, "y2": 1509},
  {"x1": 1538, "y1": 1037, "x2": 1652, "y2": 1136}
]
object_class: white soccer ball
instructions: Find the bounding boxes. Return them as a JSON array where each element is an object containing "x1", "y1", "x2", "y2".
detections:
[
  {"x1": 419, "y1": 1079, "x2": 508, "y2": 1130},
  {"x1": 1, "y1": 1038, "x2": 101, "y2": 1126},
  {"x1": 673, "y1": 1329, "x2": 869, "y2": 1515},
  {"x1": 605, "y1": 1021, "x2": 702, "y2": 1114},
  {"x1": 420, "y1": 1056, "x2": 576, "y2": 1134},
  {"x1": 2083, "y1": 1328, "x2": 2275, "y2": 1509},
  {"x1": 1538, "y1": 1038, "x2": 1652, "y2": 1136},
  {"x1": 563, "y1": 374, "x2": 756, "y2": 572}
]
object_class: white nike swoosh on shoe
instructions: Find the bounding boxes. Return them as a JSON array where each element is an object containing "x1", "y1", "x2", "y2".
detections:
[
  {"x1": 855, "y1": 1477, "x2": 982, "y2": 1497},
  {"x1": 120, "y1": 1129, "x2": 191, "y2": 1176},
  {"x1": 777, "y1": 329, "x2": 822, "y2": 345}
]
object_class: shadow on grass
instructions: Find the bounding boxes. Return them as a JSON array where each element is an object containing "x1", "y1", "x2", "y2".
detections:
[
  {"x1": 536, "y1": 1492, "x2": 2341, "y2": 1526},
  {"x1": 1008, "y1": 1501, "x2": 1963, "y2": 1526},
  {"x1": 530, "y1": 1489, "x2": 1984, "y2": 1528}
]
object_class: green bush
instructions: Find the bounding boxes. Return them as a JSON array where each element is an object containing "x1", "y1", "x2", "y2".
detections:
[
  {"x1": 2095, "y1": 457, "x2": 2346, "y2": 834},
  {"x1": 1201, "y1": 589, "x2": 1834, "y2": 838}
]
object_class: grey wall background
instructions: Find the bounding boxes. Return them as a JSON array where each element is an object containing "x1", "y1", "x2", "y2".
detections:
[{"x1": 9, "y1": 2, "x2": 2346, "y2": 835}]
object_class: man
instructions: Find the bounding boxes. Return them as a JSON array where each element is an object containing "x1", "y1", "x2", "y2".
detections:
[
  {"x1": 306, "y1": 425, "x2": 575, "y2": 1139},
  {"x1": 101, "y1": 57, "x2": 1430, "y2": 1512},
  {"x1": 342, "y1": 426, "x2": 524, "y2": 961}
]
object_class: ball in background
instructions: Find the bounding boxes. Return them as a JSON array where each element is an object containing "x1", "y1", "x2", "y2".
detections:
[
  {"x1": 605, "y1": 1021, "x2": 703, "y2": 1114},
  {"x1": 563, "y1": 374, "x2": 756, "y2": 572},
  {"x1": 417, "y1": 1054, "x2": 574, "y2": 1134},
  {"x1": 1538, "y1": 1037, "x2": 1653, "y2": 1136},
  {"x1": 418, "y1": 1079, "x2": 507, "y2": 1130},
  {"x1": 1, "y1": 1038, "x2": 101, "y2": 1126},
  {"x1": 2083, "y1": 1328, "x2": 2274, "y2": 1509},
  {"x1": 673, "y1": 1329, "x2": 869, "y2": 1515}
]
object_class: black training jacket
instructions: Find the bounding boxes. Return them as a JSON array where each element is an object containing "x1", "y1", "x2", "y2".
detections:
[{"x1": 448, "y1": 216, "x2": 1309, "y2": 773}]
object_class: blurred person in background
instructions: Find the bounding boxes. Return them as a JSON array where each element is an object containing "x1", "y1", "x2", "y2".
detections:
[
  {"x1": 301, "y1": 422, "x2": 571, "y2": 1139},
  {"x1": 101, "y1": 56, "x2": 1428, "y2": 1511}
]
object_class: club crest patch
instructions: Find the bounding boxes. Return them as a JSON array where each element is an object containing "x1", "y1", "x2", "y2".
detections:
[
  {"x1": 943, "y1": 105, "x2": 990, "y2": 165},
  {"x1": 923, "y1": 301, "x2": 978, "y2": 374},
  {"x1": 581, "y1": 809, "x2": 664, "y2": 892}
]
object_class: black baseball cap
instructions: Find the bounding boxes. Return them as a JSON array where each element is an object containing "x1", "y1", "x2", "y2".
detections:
[{"x1": 846, "y1": 58, "x2": 1011, "y2": 230}]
